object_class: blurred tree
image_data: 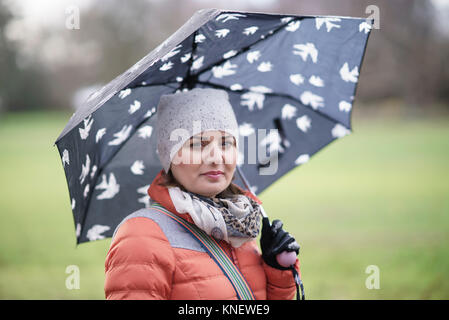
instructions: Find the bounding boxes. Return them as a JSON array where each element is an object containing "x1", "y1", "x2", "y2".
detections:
[
  {"x1": 1, "y1": 0, "x2": 448, "y2": 113},
  {"x1": 267, "y1": 0, "x2": 449, "y2": 108},
  {"x1": 40, "y1": 0, "x2": 188, "y2": 111},
  {"x1": 0, "y1": 0, "x2": 54, "y2": 112},
  {"x1": 378, "y1": 0, "x2": 449, "y2": 109}
]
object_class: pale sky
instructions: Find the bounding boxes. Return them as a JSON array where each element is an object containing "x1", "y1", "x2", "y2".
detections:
[{"x1": 431, "y1": 0, "x2": 449, "y2": 36}]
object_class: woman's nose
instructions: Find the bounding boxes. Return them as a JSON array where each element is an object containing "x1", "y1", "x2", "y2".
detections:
[{"x1": 202, "y1": 142, "x2": 224, "y2": 164}]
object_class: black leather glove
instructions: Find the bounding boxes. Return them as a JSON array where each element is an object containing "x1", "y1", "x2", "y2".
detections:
[{"x1": 260, "y1": 217, "x2": 300, "y2": 270}]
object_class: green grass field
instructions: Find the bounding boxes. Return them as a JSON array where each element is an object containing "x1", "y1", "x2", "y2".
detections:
[{"x1": 0, "y1": 110, "x2": 448, "y2": 299}]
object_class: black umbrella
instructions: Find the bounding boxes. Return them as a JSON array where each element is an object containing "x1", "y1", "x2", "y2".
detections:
[{"x1": 55, "y1": 8, "x2": 372, "y2": 244}]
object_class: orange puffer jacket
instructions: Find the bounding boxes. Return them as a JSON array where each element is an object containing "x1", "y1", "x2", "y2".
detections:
[{"x1": 104, "y1": 170, "x2": 301, "y2": 300}]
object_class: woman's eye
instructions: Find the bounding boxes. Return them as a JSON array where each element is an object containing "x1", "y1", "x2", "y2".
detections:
[{"x1": 190, "y1": 140, "x2": 207, "y2": 148}]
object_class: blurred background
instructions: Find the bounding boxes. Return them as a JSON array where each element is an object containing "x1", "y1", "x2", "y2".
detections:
[{"x1": 0, "y1": 0, "x2": 448, "y2": 299}]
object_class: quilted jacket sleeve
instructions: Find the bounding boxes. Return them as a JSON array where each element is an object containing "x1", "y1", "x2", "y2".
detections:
[
  {"x1": 104, "y1": 217, "x2": 176, "y2": 300},
  {"x1": 263, "y1": 258, "x2": 301, "y2": 300}
]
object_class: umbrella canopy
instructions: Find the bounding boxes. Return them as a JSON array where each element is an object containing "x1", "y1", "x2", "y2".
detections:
[{"x1": 55, "y1": 8, "x2": 372, "y2": 244}]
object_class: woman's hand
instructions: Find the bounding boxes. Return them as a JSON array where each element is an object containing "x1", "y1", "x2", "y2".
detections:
[{"x1": 260, "y1": 217, "x2": 300, "y2": 270}]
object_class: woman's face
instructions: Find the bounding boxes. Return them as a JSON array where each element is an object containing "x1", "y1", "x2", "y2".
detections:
[{"x1": 170, "y1": 130, "x2": 237, "y2": 198}]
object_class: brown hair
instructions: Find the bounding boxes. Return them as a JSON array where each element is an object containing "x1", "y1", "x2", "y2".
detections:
[{"x1": 158, "y1": 169, "x2": 245, "y2": 198}]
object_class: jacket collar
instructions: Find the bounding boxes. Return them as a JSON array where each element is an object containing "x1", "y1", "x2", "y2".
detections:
[{"x1": 147, "y1": 170, "x2": 262, "y2": 224}]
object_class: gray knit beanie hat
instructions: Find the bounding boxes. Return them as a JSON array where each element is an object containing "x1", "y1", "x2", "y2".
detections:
[{"x1": 156, "y1": 88, "x2": 239, "y2": 173}]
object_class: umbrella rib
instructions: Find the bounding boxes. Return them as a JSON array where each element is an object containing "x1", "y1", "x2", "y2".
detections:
[
  {"x1": 127, "y1": 81, "x2": 181, "y2": 90},
  {"x1": 180, "y1": 29, "x2": 199, "y2": 90},
  {"x1": 195, "y1": 80, "x2": 351, "y2": 130},
  {"x1": 125, "y1": 17, "x2": 306, "y2": 92},
  {"x1": 127, "y1": 30, "x2": 198, "y2": 91}
]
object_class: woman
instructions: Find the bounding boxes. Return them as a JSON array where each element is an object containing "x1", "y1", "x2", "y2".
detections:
[{"x1": 104, "y1": 88, "x2": 302, "y2": 300}]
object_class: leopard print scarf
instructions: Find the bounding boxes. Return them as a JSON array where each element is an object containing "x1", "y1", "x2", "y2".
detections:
[{"x1": 167, "y1": 186, "x2": 262, "y2": 248}]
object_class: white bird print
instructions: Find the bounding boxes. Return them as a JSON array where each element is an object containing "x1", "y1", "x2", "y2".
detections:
[
  {"x1": 176, "y1": 77, "x2": 183, "y2": 82},
  {"x1": 230, "y1": 84, "x2": 243, "y2": 91},
  {"x1": 250, "y1": 85, "x2": 272, "y2": 93},
  {"x1": 257, "y1": 62, "x2": 273, "y2": 72},
  {"x1": 290, "y1": 74, "x2": 305, "y2": 86},
  {"x1": 282, "y1": 104, "x2": 297, "y2": 120},
  {"x1": 180, "y1": 52, "x2": 191, "y2": 63},
  {"x1": 250, "y1": 185, "x2": 258, "y2": 194},
  {"x1": 86, "y1": 225, "x2": 110, "y2": 241},
  {"x1": 138, "y1": 125, "x2": 153, "y2": 139},
  {"x1": 309, "y1": 75, "x2": 324, "y2": 87},
  {"x1": 79, "y1": 154, "x2": 90, "y2": 184},
  {"x1": 315, "y1": 17, "x2": 341, "y2": 32},
  {"x1": 62, "y1": 149, "x2": 69, "y2": 167},
  {"x1": 79, "y1": 115, "x2": 94, "y2": 140},
  {"x1": 246, "y1": 50, "x2": 261, "y2": 64},
  {"x1": 159, "y1": 61, "x2": 173, "y2": 71},
  {"x1": 191, "y1": 56, "x2": 204, "y2": 71},
  {"x1": 161, "y1": 44, "x2": 182, "y2": 62},
  {"x1": 108, "y1": 125, "x2": 132, "y2": 146},
  {"x1": 293, "y1": 43, "x2": 318, "y2": 63},
  {"x1": 128, "y1": 100, "x2": 141, "y2": 114},
  {"x1": 118, "y1": 88, "x2": 131, "y2": 99},
  {"x1": 359, "y1": 21, "x2": 372, "y2": 34},
  {"x1": 223, "y1": 50, "x2": 238, "y2": 59},
  {"x1": 241, "y1": 91, "x2": 265, "y2": 111},
  {"x1": 339, "y1": 100, "x2": 352, "y2": 112},
  {"x1": 215, "y1": 29, "x2": 230, "y2": 38},
  {"x1": 281, "y1": 17, "x2": 294, "y2": 23},
  {"x1": 296, "y1": 115, "x2": 312, "y2": 133},
  {"x1": 260, "y1": 130, "x2": 285, "y2": 154},
  {"x1": 243, "y1": 26, "x2": 258, "y2": 35},
  {"x1": 332, "y1": 124, "x2": 351, "y2": 138},
  {"x1": 294, "y1": 154, "x2": 310, "y2": 165},
  {"x1": 90, "y1": 165, "x2": 97, "y2": 179},
  {"x1": 83, "y1": 184, "x2": 90, "y2": 198},
  {"x1": 148, "y1": 58, "x2": 157, "y2": 68},
  {"x1": 95, "y1": 128, "x2": 106, "y2": 143},
  {"x1": 285, "y1": 20, "x2": 300, "y2": 32},
  {"x1": 76, "y1": 223, "x2": 81, "y2": 238},
  {"x1": 340, "y1": 62, "x2": 359, "y2": 83},
  {"x1": 195, "y1": 34, "x2": 206, "y2": 43},
  {"x1": 216, "y1": 13, "x2": 246, "y2": 23},
  {"x1": 95, "y1": 173, "x2": 120, "y2": 200},
  {"x1": 239, "y1": 122, "x2": 255, "y2": 136},
  {"x1": 131, "y1": 160, "x2": 145, "y2": 175},
  {"x1": 300, "y1": 91, "x2": 325, "y2": 109},
  {"x1": 144, "y1": 107, "x2": 156, "y2": 119},
  {"x1": 137, "y1": 184, "x2": 151, "y2": 208},
  {"x1": 212, "y1": 61, "x2": 237, "y2": 78},
  {"x1": 71, "y1": 198, "x2": 76, "y2": 210}
]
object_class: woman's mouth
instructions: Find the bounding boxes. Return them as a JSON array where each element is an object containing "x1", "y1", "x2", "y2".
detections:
[{"x1": 202, "y1": 171, "x2": 224, "y2": 180}]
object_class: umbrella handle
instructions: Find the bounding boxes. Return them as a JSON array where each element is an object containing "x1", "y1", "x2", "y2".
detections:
[
  {"x1": 261, "y1": 205, "x2": 295, "y2": 267},
  {"x1": 262, "y1": 205, "x2": 296, "y2": 267},
  {"x1": 276, "y1": 251, "x2": 297, "y2": 268}
]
